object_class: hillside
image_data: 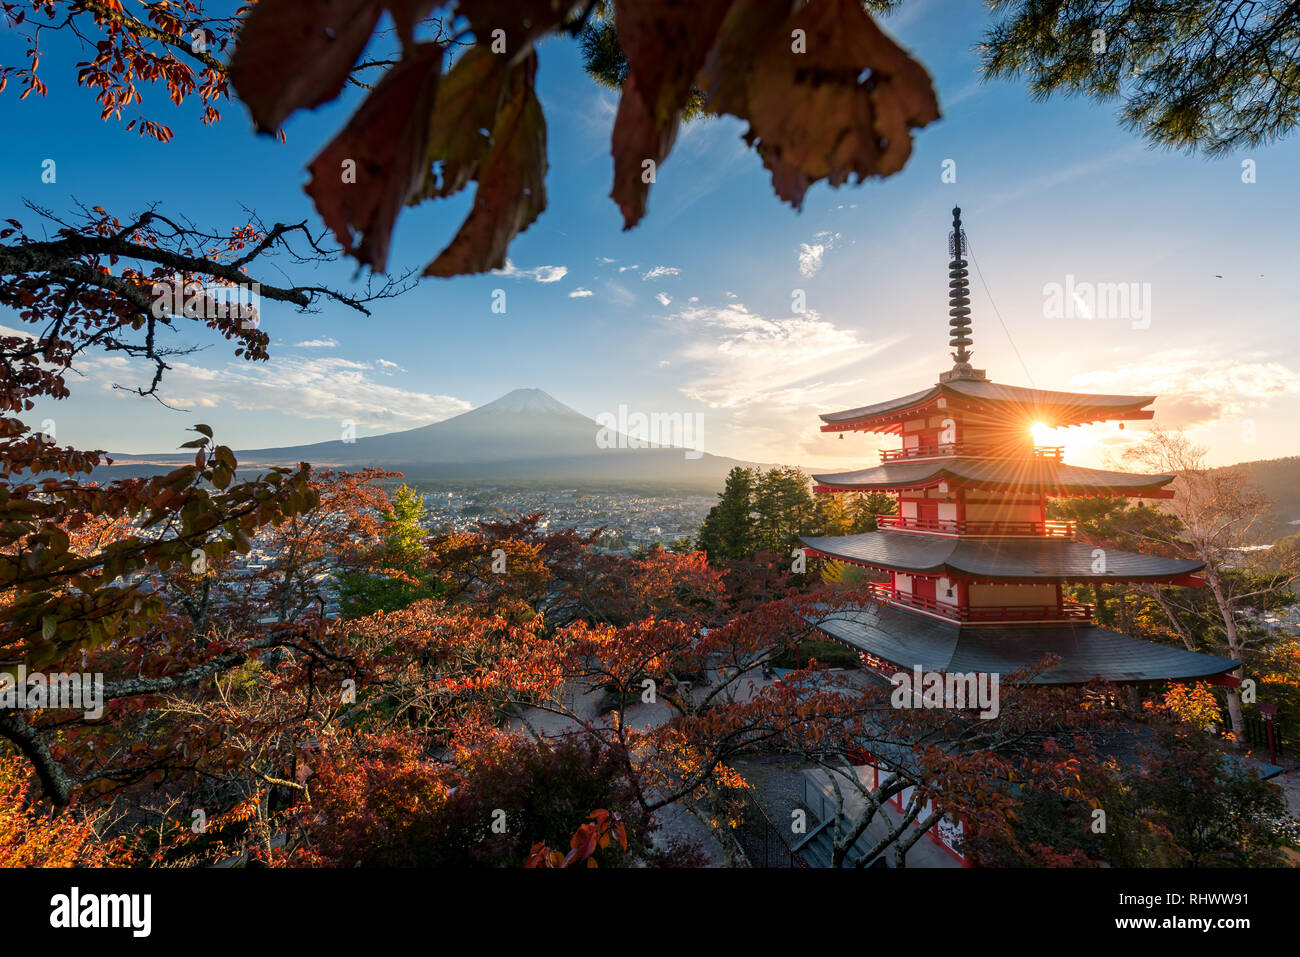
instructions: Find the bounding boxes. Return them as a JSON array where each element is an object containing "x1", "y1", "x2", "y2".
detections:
[
  {"x1": 102, "y1": 388, "x2": 757, "y2": 494},
  {"x1": 1222, "y1": 456, "x2": 1300, "y2": 542}
]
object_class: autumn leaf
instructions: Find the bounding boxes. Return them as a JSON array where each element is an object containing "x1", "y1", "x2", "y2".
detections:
[
  {"x1": 695, "y1": 0, "x2": 800, "y2": 119},
  {"x1": 608, "y1": 0, "x2": 734, "y2": 229},
  {"x1": 614, "y1": 0, "x2": 733, "y2": 126},
  {"x1": 424, "y1": 51, "x2": 546, "y2": 277},
  {"x1": 609, "y1": 73, "x2": 679, "y2": 231},
  {"x1": 704, "y1": 0, "x2": 940, "y2": 208},
  {"x1": 414, "y1": 47, "x2": 508, "y2": 202},
  {"x1": 455, "y1": 0, "x2": 577, "y2": 64},
  {"x1": 229, "y1": 0, "x2": 384, "y2": 133},
  {"x1": 306, "y1": 42, "x2": 444, "y2": 272}
]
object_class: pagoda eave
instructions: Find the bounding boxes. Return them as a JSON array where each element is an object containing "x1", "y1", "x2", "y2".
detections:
[
  {"x1": 820, "y1": 380, "x2": 1159, "y2": 433},
  {"x1": 801, "y1": 534, "x2": 1206, "y2": 584},
  {"x1": 812, "y1": 481, "x2": 1175, "y2": 500},
  {"x1": 820, "y1": 406, "x2": 1155, "y2": 435},
  {"x1": 810, "y1": 456, "x2": 1176, "y2": 499},
  {"x1": 804, "y1": 545, "x2": 1203, "y2": 587},
  {"x1": 810, "y1": 604, "x2": 1240, "y2": 685}
]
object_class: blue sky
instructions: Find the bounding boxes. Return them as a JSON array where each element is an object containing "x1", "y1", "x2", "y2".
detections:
[{"x1": 3, "y1": 0, "x2": 1299, "y2": 470}]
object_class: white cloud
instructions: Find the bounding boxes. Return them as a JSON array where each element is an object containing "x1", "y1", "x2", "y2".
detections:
[
  {"x1": 798, "y1": 230, "x2": 840, "y2": 277},
  {"x1": 603, "y1": 280, "x2": 637, "y2": 306},
  {"x1": 294, "y1": 337, "x2": 338, "y2": 348},
  {"x1": 83, "y1": 354, "x2": 470, "y2": 429},
  {"x1": 0, "y1": 324, "x2": 37, "y2": 341},
  {"x1": 656, "y1": 292, "x2": 672, "y2": 306},
  {"x1": 494, "y1": 260, "x2": 568, "y2": 283},
  {"x1": 642, "y1": 265, "x2": 681, "y2": 281},
  {"x1": 668, "y1": 301, "x2": 889, "y2": 410},
  {"x1": 618, "y1": 264, "x2": 640, "y2": 273},
  {"x1": 569, "y1": 287, "x2": 594, "y2": 298},
  {"x1": 1069, "y1": 354, "x2": 1300, "y2": 430}
]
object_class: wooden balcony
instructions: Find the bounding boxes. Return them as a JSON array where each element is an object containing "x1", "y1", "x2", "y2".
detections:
[
  {"x1": 878, "y1": 444, "x2": 1065, "y2": 463},
  {"x1": 879, "y1": 443, "x2": 961, "y2": 461},
  {"x1": 877, "y1": 516, "x2": 1076, "y2": 538},
  {"x1": 865, "y1": 582, "x2": 1093, "y2": 624}
]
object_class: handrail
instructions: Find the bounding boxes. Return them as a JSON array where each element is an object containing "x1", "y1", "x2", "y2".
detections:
[
  {"x1": 866, "y1": 582, "x2": 1092, "y2": 623},
  {"x1": 878, "y1": 444, "x2": 1065, "y2": 462},
  {"x1": 877, "y1": 516, "x2": 1076, "y2": 538}
]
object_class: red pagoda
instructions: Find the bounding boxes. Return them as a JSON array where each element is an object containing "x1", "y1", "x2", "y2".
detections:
[{"x1": 802, "y1": 208, "x2": 1239, "y2": 685}]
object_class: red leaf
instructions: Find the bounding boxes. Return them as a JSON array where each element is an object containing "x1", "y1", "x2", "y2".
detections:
[
  {"x1": 455, "y1": 0, "x2": 575, "y2": 64},
  {"x1": 423, "y1": 51, "x2": 546, "y2": 277},
  {"x1": 414, "y1": 46, "x2": 507, "y2": 201},
  {"x1": 613, "y1": 0, "x2": 733, "y2": 126},
  {"x1": 607, "y1": 0, "x2": 733, "y2": 229},
  {"x1": 703, "y1": 0, "x2": 939, "y2": 208},
  {"x1": 609, "y1": 72, "x2": 678, "y2": 231},
  {"x1": 306, "y1": 42, "x2": 444, "y2": 272},
  {"x1": 229, "y1": 0, "x2": 383, "y2": 133}
]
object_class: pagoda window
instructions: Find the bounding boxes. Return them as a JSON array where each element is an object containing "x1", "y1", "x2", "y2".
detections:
[
  {"x1": 937, "y1": 501, "x2": 958, "y2": 526},
  {"x1": 937, "y1": 577, "x2": 957, "y2": 604},
  {"x1": 968, "y1": 583, "x2": 1057, "y2": 608},
  {"x1": 900, "y1": 500, "x2": 918, "y2": 520},
  {"x1": 895, "y1": 573, "x2": 913, "y2": 593},
  {"x1": 965, "y1": 501, "x2": 1043, "y2": 524}
]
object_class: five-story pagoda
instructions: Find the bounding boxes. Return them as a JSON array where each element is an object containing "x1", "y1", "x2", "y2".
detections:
[{"x1": 802, "y1": 208, "x2": 1239, "y2": 685}]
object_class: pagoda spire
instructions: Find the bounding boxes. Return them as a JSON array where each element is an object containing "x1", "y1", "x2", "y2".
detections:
[{"x1": 947, "y1": 206, "x2": 974, "y2": 374}]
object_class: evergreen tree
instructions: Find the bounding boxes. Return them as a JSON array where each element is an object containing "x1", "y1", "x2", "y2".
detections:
[
  {"x1": 337, "y1": 484, "x2": 441, "y2": 618},
  {"x1": 696, "y1": 467, "x2": 756, "y2": 563},
  {"x1": 848, "y1": 491, "x2": 897, "y2": 532},
  {"x1": 751, "y1": 466, "x2": 817, "y2": 555},
  {"x1": 668, "y1": 536, "x2": 694, "y2": 554},
  {"x1": 982, "y1": 0, "x2": 1300, "y2": 155},
  {"x1": 813, "y1": 494, "x2": 854, "y2": 537}
]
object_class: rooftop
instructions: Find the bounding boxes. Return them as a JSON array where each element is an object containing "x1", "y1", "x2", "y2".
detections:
[
  {"x1": 820, "y1": 378, "x2": 1158, "y2": 433},
  {"x1": 812, "y1": 603, "x2": 1239, "y2": 684},
  {"x1": 811, "y1": 457, "x2": 1176, "y2": 497},
  {"x1": 801, "y1": 531, "x2": 1205, "y2": 582}
]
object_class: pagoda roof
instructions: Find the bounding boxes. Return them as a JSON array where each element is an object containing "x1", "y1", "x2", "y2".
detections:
[
  {"x1": 812, "y1": 603, "x2": 1238, "y2": 684},
  {"x1": 801, "y1": 532, "x2": 1204, "y2": 582},
  {"x1": 821, "y1": 379, "x2": 1156, "y2": 433},
  {"x1": 811, "y1": 458, "x2": 1175, "y2": 497}
]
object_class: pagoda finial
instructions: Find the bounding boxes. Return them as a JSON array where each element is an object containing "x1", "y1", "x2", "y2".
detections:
[{"x1": 947, "y1": 206, "x2": 974, "y2": 373}]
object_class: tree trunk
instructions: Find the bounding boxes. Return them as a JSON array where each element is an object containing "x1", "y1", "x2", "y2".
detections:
[
  {"x1": 1148, "y1": 586, "x2": 1197, "y2": 652},
  {"x1": 1206, "y1": 568, "x2": 1246, "y2": 746}
]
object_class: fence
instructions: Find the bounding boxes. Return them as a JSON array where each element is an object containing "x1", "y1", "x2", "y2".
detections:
[
  {"x1": 731, "y1": 787, "x2": 808, "y2": 868},
  {"x1": 1233, "y1": 712, "x2": 1291, "y2": 760},
  {"x1": 1215, "y1": 708, "x2": 1296, "y2": 766}
]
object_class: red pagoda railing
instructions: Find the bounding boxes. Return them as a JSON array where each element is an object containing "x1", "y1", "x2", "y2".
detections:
[
  {"x1": 877, "y1": 516, "x2": 1076, "y2": 538},
  {"x1": 866, "y1": 582, "x2": 1092, "y2": 624},
  {"x1": 879, "y1": 443, "x2": 961, "y2": 461},
  {"x1": 877, "y1": 444, "x2": 1065, "y2": 463}
]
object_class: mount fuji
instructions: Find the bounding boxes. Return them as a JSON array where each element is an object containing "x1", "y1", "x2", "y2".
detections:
[{"x1": 109, "y1": 389, "x2": 757, "y2": 491}]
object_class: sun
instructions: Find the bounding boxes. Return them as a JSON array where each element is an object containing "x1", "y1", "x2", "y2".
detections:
[{"x1": 1030, "y1": 421, "x2": 1056, "y2": 445}]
